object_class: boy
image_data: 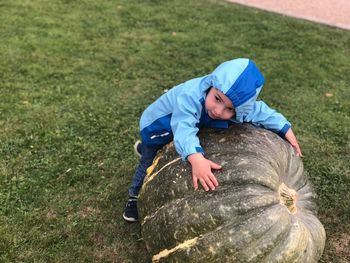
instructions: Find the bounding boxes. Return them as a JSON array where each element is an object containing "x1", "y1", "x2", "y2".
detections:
[{"x1": 123, "y1": 58, "x2": 302, "y2": 222}]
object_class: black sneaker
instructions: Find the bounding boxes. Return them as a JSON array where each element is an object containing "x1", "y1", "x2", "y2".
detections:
[
  {"x1": 133, "y1": 140, "x2": 142, "y2": 158},
  {"x1": 123, "y1": 197, "x2": 138, "y2": 222}
]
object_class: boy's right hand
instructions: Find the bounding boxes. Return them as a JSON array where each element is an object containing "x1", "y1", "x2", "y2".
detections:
[{"x1": 187, "y1": 153, "x2": 220, "y2": 191}]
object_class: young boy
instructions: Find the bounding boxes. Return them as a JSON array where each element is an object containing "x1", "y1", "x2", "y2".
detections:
[{"x1": 123, "y1": 58, "x2": 302, "y2": 222}]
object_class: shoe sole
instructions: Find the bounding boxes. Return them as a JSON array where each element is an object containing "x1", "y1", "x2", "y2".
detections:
[
  {"x1": 123, "y1": 213, "x2": 138, "y2": 223},
  {"x1": 133, "y1": 140, "x2": 142, "y2": 158}
]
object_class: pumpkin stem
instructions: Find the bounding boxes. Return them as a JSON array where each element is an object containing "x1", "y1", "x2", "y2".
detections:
[{"x1": 278, "y1": 183, "x2": 297, "y2": 214}]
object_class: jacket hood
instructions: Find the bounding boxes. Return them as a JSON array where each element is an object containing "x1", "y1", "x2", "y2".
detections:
[{"x1": 201, "y1": 58, "x2": 265, "y2": 108}]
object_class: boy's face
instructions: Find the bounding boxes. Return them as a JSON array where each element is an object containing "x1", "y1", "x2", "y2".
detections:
[{"x1": 205, "y1": 88, "x2": 235, "y2": 120}]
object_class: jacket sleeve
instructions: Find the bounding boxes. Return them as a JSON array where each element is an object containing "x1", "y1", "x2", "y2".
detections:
[
  {"x1": 170, "y1": 93, "x2": 204, "y2": 160},
  {"x1": 242, "y1": 100, "x2": 291, "y2": 137}
]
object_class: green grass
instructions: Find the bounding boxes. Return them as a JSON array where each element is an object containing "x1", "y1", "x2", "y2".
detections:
[{"x1": 0, "y1": 0, "x2": 349, "y2": 261}]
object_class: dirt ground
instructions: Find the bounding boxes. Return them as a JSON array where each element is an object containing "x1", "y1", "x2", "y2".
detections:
[
  {"x1": 226, "y1": 0, "x2": 350, "y2": 31},
  {"x1": 330, "y1": 233, "x2": 350, "y2": 262}
]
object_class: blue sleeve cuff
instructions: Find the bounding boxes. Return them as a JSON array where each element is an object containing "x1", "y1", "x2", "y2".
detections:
[
  {"x1": 278, "y1": 123, "x2": 291, "y2": 137},
  {"x1": 184, "y1": 147, "x2": 205, "y2": 161},
  {"x1": 195, "y1": 147, "x2": 204, "y2": 154}
]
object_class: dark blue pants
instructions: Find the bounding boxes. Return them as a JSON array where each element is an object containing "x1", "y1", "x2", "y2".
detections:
[{"x1": 128, "y1": 143, "x2": 164, "y2": 197}]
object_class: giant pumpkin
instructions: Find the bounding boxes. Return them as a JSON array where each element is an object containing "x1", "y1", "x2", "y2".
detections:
[{"x1": 138, "y1": 124, "x2": 326, "y2": 262}]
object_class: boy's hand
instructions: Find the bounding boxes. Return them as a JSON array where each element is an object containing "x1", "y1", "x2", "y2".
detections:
[
  {"x1": 285, "y1": 128, "x2": 303, "y2": 157},
  {"x1": 187, "y1": 153, "x2": 220, "y2": 191}
]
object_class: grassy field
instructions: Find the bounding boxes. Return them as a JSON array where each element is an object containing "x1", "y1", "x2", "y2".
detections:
[{"x1": 0, "y1": 0, "x2": 349, "y2": 262}]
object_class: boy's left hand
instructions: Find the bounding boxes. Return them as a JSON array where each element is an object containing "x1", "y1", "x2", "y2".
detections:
[{"x1": 285, "y1": 128, "x2": 303, "y2": 157}]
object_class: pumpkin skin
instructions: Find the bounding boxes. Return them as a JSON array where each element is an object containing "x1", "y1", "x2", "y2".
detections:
[{"x1": 139, "y1": 124, "x2": 326, "y2": 263}]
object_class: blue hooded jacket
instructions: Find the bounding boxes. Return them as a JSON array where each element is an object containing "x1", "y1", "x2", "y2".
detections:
[{"x1": 140, "y1": 58, "x2": 291, "y2": 160}]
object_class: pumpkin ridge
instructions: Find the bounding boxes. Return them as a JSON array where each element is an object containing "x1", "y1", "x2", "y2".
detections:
[
  {"x1": 295, "y1": 182, "x2": 318, "y2": 213},
  {"x1": 283, "y1": 154, "x2": 306, "y2": 191},
  {"x1": 217, "y1": 179, "x2": 278, "y2": 192},
  {"x1": 262, "y1": 216, "x2": 311, "y2": 262},
  {"x1": 141, "y1": 184, "x2": 279, "y2": 226},
  {"x1": 141, "y1": 178, "x2": 280, "y2": 219},
  {"x1": 141, "y1": 190, "x2": 282, "y2": 255},
  {"x1": 295, "y1": 179, "x2": 309, "y2": 193},
  {"x1": 294, "y1": 212, "x2": 326, "y2": 259},
  {"x1": 159, "y1": 206, "x2": 292, "y2": 262},
  {"x1": 235, "y1": 206, "x2": 293, "y2": 262},
  {"x1": 140, "y1": 164, "x2": 278, "y2": 218},
  {"x1": 213, "y1": 156, "x2": 281, "y2": 190},
  {"x1": 292, "y1": 219, "x2": 318, "y2": 263},
  {"x1": 209, "y1": 149, "x2": 284, "y2": 175},
  {"x1": 141, "y1": 197, "x2": 187, "y2": 226}
]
